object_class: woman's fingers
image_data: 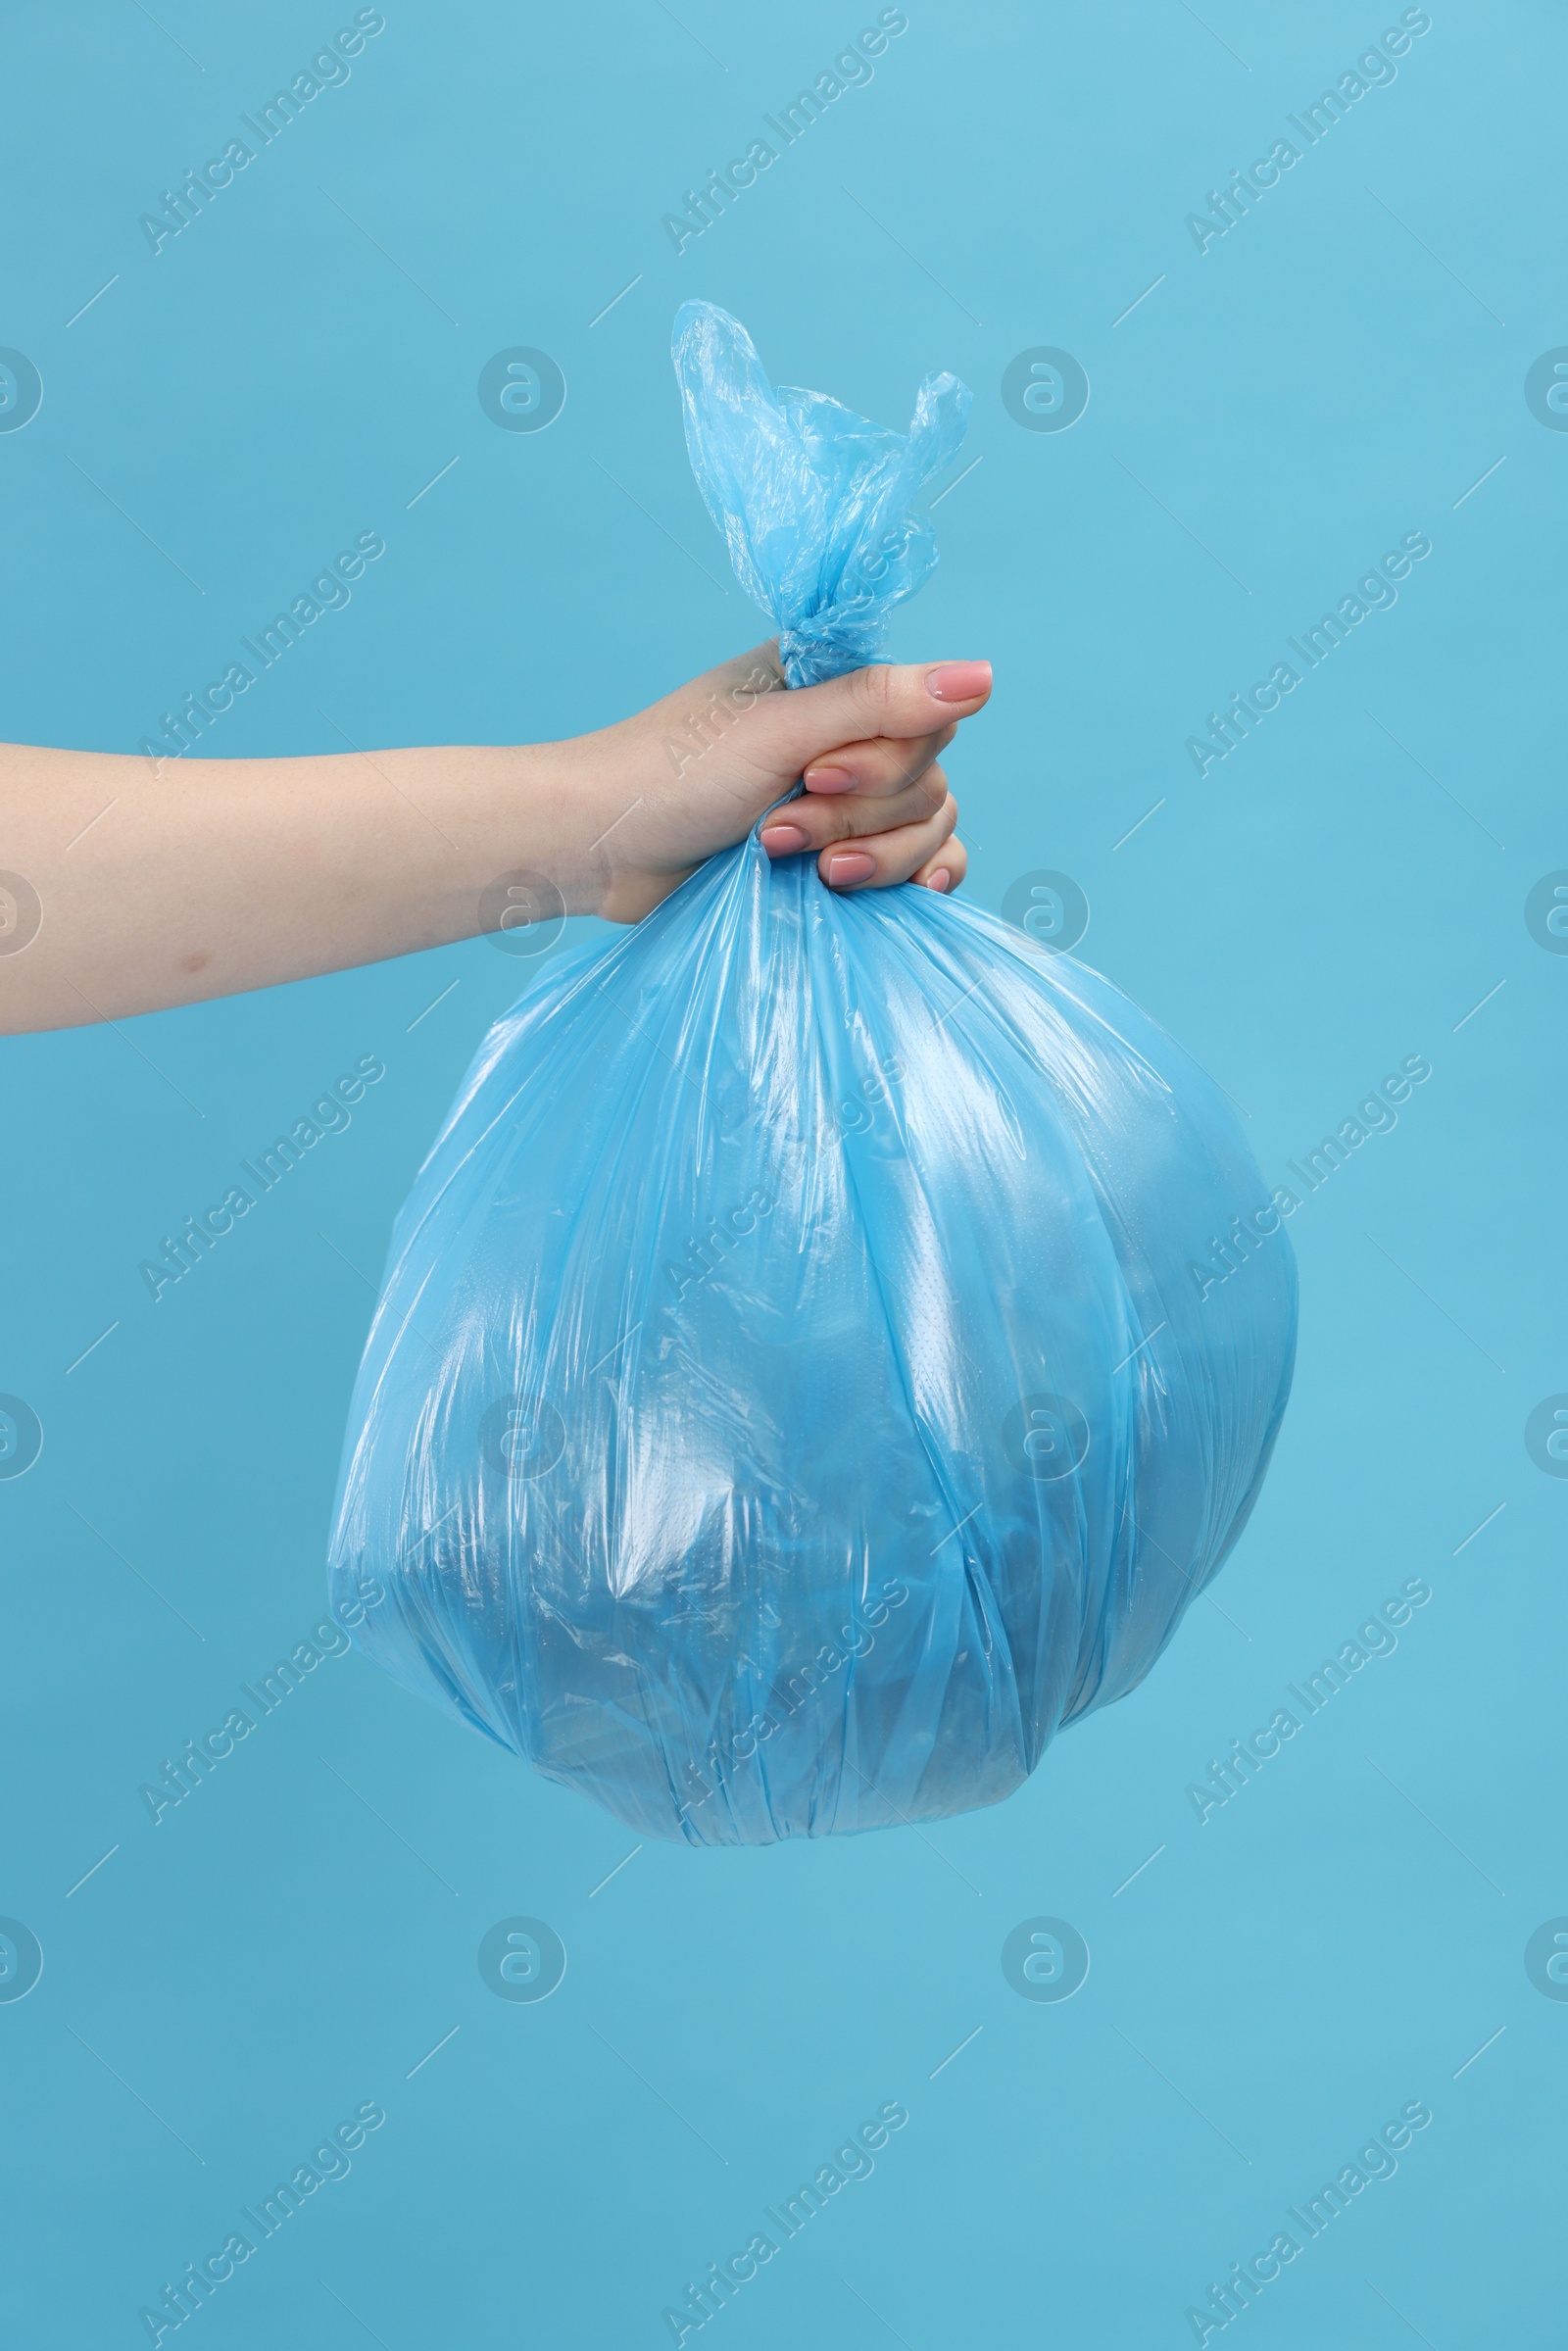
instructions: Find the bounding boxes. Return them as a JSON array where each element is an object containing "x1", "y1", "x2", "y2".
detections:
[
  {"x1": 911, "y1": 833, "x2": 967, "y2": 894},
  {"x1": 761, "y1": 764, "x2": 949, "y2": 858},
  {"x1": 760, "y1": 764, "x2": 966, "y2": 893},
  {"x1": 803, "y1": 723, "x2": 956, "y2": 800},
  {"x1": 721, "y1": 646, "x2": 983, "y2": 900},
  {"x1": 811, "y1": 790, "x2": 962, "y2": 894},
  {"x1": 780, "y1": 667, "x2": 982, "y2": 897}
]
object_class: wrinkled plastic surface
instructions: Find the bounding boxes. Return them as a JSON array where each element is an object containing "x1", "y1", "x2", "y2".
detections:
[{"x1": 326, "y1": 303, "x2": 1297, "y2": 1845}]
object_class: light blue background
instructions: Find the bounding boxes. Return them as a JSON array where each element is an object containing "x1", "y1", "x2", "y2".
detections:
[{"x1": 1, "y1": 2, "x2": 1562, "y2": 2343}]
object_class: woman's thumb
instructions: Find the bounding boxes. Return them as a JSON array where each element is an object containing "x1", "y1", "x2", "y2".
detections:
[{"x1": 758, "y1": 658, "x2": 992, "y2": 773}]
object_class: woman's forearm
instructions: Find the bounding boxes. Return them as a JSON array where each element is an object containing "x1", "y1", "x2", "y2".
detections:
[
  {"x1": 0, "y1": 735, "x2": 588, "y2": 1034},
  {"x1": 0, "y1": 644, "x2": 989, "y2": 1034}
]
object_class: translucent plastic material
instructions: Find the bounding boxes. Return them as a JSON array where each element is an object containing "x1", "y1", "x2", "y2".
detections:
[{"x1": 326, "y1": 303, "x2": 1297, "y2": 1845}]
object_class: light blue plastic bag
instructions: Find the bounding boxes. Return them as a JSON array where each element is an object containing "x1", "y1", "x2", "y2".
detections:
[{"x1": 326, "y1": 303, "x2": 1297, "y2": 1844}]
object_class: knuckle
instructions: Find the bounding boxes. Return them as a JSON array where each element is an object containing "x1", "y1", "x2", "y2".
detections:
[{"x1": 852, "y1": 664, "x2": 896, "y2": 726}]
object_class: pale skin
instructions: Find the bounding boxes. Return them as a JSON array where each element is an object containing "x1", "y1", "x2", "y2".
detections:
[{"x1": 0, "y1": 645, "x2": 992, "y2": 1036}]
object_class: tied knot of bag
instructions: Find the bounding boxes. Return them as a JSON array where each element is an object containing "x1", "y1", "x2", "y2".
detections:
[
  {"x1": 777, "y1": 612, "x2": 888, "y2": 691},
  {"x1": 674, "y1": 301, "x2": 972, "y2": 693}
]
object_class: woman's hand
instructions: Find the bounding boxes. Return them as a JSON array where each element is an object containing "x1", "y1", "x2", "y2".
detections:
[
  {"x1": 577, "y1": 641, "x2": 990, "y2": 922},
  {"x1": 0, "y1": 644, "x2": 992, "y2": 1032}
]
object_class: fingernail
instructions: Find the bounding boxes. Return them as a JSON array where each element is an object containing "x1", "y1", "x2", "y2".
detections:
[
  {"x1": 926, "y1": 868, "x2": 952, "y2": 893},
  {"x1": 760, "y1": 823, "x2": 809, "y2": 856},
  {"x1": 924, "y1": 660, "x2": 993, "y2": 704},
  {"x1": 804, "y1": 763, "x2": 855, "y2": 793},
  {"x1": 826, "y1": 851, "x2": 876, "y2": 889}
]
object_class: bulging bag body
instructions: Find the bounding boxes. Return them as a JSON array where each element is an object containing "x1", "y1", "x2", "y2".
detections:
[{"x1": 326, "y1": 307, "x2": 1297, "y2": 1844}]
